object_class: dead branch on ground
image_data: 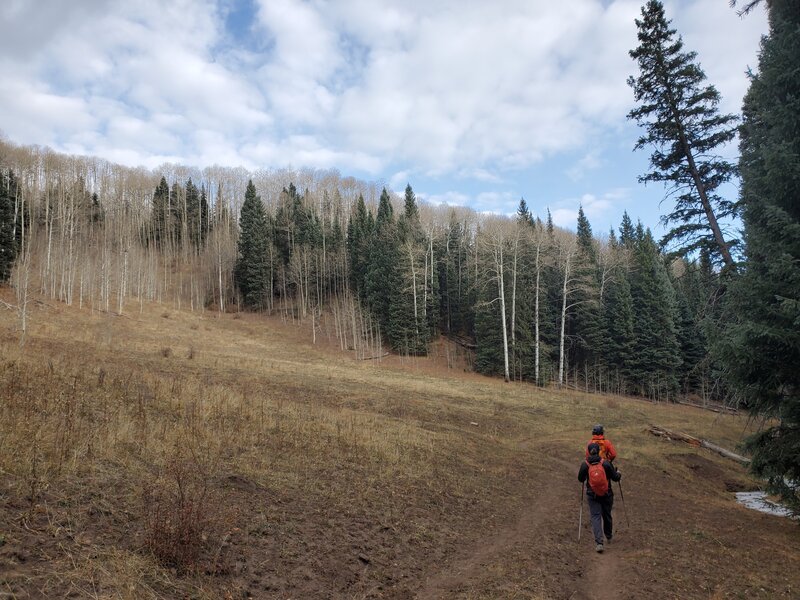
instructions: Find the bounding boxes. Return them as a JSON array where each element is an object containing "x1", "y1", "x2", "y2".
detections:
[{"x1": 648, "y1": 425, "x2": 750, "y2": 465}]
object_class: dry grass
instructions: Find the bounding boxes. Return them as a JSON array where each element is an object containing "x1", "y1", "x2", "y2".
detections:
[{"x1": 0, "y1": 289, "x2": 786, "y2": 599}]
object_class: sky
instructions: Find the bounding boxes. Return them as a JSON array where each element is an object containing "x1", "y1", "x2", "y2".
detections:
[{"x1": 0, "y1": 0, "x2": 768, "y2": 236}]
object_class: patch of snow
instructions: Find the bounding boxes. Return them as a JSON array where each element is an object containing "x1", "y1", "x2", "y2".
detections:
[{"x1": 735, "y1": 491, "x2": 795, "y2": 518}]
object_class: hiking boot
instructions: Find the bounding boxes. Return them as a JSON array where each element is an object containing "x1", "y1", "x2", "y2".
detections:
[
  {"x1": 595, "y1": 543, "x2": 604, "y2": 553},
  {"x1": 605, "y1": 536, "x2": 612, "y2": 545}
]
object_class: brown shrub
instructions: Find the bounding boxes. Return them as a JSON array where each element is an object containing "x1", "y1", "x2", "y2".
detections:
[{"x1": 142, "y1": 449, "x2": 230, "y2": 574}]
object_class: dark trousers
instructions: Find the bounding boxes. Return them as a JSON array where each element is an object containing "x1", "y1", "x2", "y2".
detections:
[{"x1": 587, "y1": 492, "x2": 614, "y2": 544}]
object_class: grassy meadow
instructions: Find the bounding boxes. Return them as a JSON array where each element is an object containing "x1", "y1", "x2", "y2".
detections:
[{"x1": 0, "y1": 290, "x2": 796, "y2": 599}]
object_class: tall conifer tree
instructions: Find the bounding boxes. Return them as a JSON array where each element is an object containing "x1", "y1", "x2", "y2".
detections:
[
  {"x1": 235, "y1": 180, "x2": 270, "y2": 309},
  {"x1": 393, "y1": 184, "x2": 430, "y2": 354},
  {"x1": 0, "y1": 170, "x2": 19, "y2": 283},
  {"x1": 366, "y1": 189, "x2": 400, "y2": 346},
  {"x1": 604, "y1": 223, "x2": 635, "y2": 393},
  {"x1": 570, "y1": 207, "x2": 601, "y2": 383},
  {"x1": 716, "y1": 0, "x2": 800, "y2": 511},
  {"x1": 629, "y1": 225, "x2": 681, "y2": 398},
  {"x1": 347, "y1": 194, "x2": 372, "y2": 301},
  {"x1": 151, "y1": 176, "x2": 170, "y2": 247},
  {"x1": 628, "y1": 0, "x2": 739, "y2": 267}
]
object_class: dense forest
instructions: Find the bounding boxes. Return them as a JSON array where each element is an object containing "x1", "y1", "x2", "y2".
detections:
[{"x1": 0, "y1": 138, "x2": 720, "y2": 402}]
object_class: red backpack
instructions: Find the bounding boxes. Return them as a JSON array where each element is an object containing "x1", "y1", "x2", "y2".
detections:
[{"x1": 586, "y1": 459, "x2": 609, "y2": 496}]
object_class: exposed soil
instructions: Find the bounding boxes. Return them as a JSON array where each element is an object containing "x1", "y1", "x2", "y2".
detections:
[{"x1": 3, "y1": 436, "x2": 796, "y2": 599}]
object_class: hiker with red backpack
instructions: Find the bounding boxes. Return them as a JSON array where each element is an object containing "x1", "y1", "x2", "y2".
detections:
[
  {"x1": 585, "y1": 424, "x2": 617, "y2": 463},
  {"x1": 578, "y1": 442, "x2": 621, "y2": 553}
]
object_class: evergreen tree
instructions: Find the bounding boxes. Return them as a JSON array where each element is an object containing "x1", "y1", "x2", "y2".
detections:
[
  {"x1": 440, "y1": 212, "x2": 472, "y2": 335},
  {"x1": 540, "y1": 214, "x2": 561, "y2": 382},
  {"x1": 151, "y1": 176, "x2": 170, "y2": 246},
  {"x1": 398, "y1": 184, "x2": 422, "y2": 243},
  {"x1": 275, "y1": 183, "x2": 300, "y2": 266},
  {"x1": 603, "y1": 224, "x2": 636, "y2": 393},
  {"x1": 716, "y1": 0, "x2": 800, "y2": 512},
  {"x1": 392, "y1": 184, "x2": 429, "y2": 354},
  {"x1": 570, "y1": 207, "x2": 602, "y2": 385},
  {"x1": 628, "y1": 0, "x2": 739, "y2": 268},
  {"x1": 629, "y1": 225, "x2": 682, "y2": 399},
  {"x1": 184, "y1": 179, "x2": 207, "y2": 248},
  {"x1": 366, "y1": 189, "x2": 400, "y2": 346},
  {"x1": 619, "y1": 211, "x2": 636, "y2": 248},
  {"x1": 347, "y1": 194, "x2": 372, "y2": 300},
  {"x1": 604, "y1": 263, "x2": 635, "y2": 393},
  {"x1": 170, "y1": 181, "x2": 184, "y2": 245},
  {"x1": 0, "y1": 170, "x2": 19, "y2": 283},
  {"x1": 516, "y1": 197, "x2": 534, "y2": 226},
  {"x1": 511, "y1": 212, "x2": 536, "y2": 381},
  {"x1": 673, "y1": 277, "x2": 706, "y2": 395},
  {"x1": 474, "y1": 280, "x2": 505, "y2": 376},
  {"x1": 235, "y1": 180, "x2": 271, "y2": 309}
]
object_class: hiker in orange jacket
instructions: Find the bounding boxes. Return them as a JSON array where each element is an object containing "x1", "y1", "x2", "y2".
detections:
[
  {"x1": 585, "y1": 424, "x2": 617, "y2": 463},
  {"x1": 578, "y1": 442, "x2": 621, "y2": 553}
]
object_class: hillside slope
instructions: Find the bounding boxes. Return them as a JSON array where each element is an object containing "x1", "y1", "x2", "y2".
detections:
[{"x1": 0, "y1": 291, "x2": 797, "y2": 599}]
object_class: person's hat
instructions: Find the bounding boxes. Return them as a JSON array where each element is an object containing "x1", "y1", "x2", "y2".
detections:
[
  {"x1": 592, "y1": 424, "x2": 604, "y2": 435},
  {"x1": 587, "y1": 442, "x2": 601, "y2": 456}
]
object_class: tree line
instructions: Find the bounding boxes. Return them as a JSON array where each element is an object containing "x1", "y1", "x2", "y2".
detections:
[{"x1": 0, "y1": 139, "x2": 723, "y2": 403}]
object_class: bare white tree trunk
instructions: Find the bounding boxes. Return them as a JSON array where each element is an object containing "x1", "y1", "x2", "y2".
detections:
[
  {"x1": 480, "y1": 218, "x2": 512, "y2": 383},
  {"x1": 534, "y1": 231, "x2": 543, "y2": 385},
  {"x1": 16, "y1": 251, "x2": 32, "y2": 348},
  {"x1": 559, "y1": 259, "x2": 568, "y2": 386},
  {"x1": 408, "y1": 244, "x2": 419, "y2": 338},
  {"x1": 498, "y1": 242, "x2": 510, "y2": 382},
  {"x1": 217, "y1": 234, "x2": 225, "y2": 313},
  {"x1": 117, "y1": 249, "x2": 128, "y2": 315},
  {"x1": 558, "y1": 237, "x2": 576, "y2": 386}
]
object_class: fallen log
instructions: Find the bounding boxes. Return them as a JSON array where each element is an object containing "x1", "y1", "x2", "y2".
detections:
[
  {"x1": 359, "y1": 352, "x2": 389, "y2": 360},
  {"x1": 447, "y1": 334, "x2": 476, "y2": 350},
  {"x1": 648, "y1": 425, "x2": 751, "y2": 465},
  {"x1": 676, "y1": 399, "x2": 739, "y2": 415}
]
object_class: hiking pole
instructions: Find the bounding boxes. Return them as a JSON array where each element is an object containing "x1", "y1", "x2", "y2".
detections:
[
  {"x1": 578, "y1": 482, "x2": 584, "y2": 541},
  {"x1": 617, "y1": 480, "x2": 630, "y2": 528}
]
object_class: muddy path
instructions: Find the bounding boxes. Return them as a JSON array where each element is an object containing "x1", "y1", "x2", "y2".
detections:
[
  {"x1": 410, "y1": 439, "x2": 798, "y2": 600},
  {"x1": 414, "y1": 442, "x2": 635, "y2": 600}
]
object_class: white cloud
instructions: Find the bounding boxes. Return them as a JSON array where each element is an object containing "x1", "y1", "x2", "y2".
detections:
[
  {"x1": 389, "y1": 171, "x2": 410, "y2": 191},
  {"x1": 474, "y1": 191, "x2": 519, "y2": 216},
  {"x1": 0, "y1": 0, "x2": 768, "y2": 200},
  {"x1": 552, "y1": 208, "x2": 578, "y2": 229},
  {"x1": 566, "y1": 151, "x2": 604, "y2": 181},
  {"x1": 419, "y1": 191, "x2": 470, "y2": 207},
  {"x1": 551, "y1": 188, "x2": 632, "y2": 229}
]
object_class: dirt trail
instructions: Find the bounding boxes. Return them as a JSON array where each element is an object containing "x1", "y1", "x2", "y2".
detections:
[
  {"x1": 572, "y1": 544, "x2": 623, "y2": 600},
  {"x1": 415, "y1": 444, "x2": 634, "y2": 600},
  {"x1": 415, "y1": 486, "x2": 553, "y2": 599},
  {"x1": 415, "y1": 442, "x2": 589, "y2": 600}
]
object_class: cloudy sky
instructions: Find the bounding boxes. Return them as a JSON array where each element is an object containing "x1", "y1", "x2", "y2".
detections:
[{"x1": 0, "y1": 0, "x2": 767, "y2": 234}]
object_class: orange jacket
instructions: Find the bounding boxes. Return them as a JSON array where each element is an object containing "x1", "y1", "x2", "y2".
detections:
[{"x1": 586, "y1": 434, "x2": 617, "y2": 462}]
